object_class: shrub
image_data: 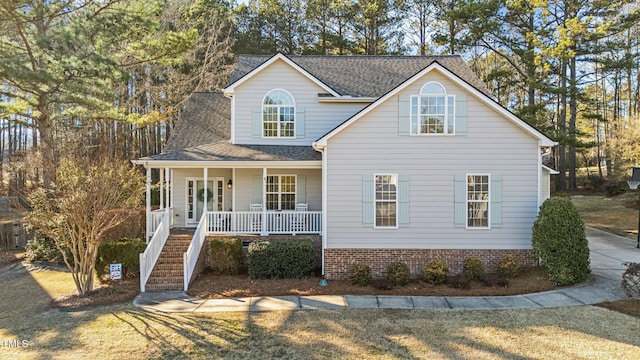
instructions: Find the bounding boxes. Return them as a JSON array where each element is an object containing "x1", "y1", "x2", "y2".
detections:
[
  {"x1": 386, "y1": 261, "x2": 411, "y2": 286},
  {"x1": 447, "y1": 275, "x2": 471, "y2": 289},
  {"x1": 371, "y1": 278, "x2": 393, "y2": 290},
  {"x1": 603, "y1": 179, "x2": 628, "y2": 196},
  {"x1": 25, "y1": 235, "x2": 72, "y2": 265},
  {"x1": 622, "y1": 262, "x2": 640, "y2": 299},
  {"x1": 248, "y1": 239, "x2": 315, "y2": 279},
  {"x1": 532, "y1": 197, "x2": 590, "y2": 286},
  {"x1": 497, "y1": 255, "x2": 520, "y2": 279},
  {"x1": 95, "y1": 238, "x2": 147, "y2": 279},
  {"x1": 422, "y1": 260, "x2": 449, "y2": 285},
  {"x1": 349, "y1": 263, "x2": 372, "y2": 286},
  {"x1": 463, "y1": 257, "x2": 485, "y2": 281},
  {"x1": 210, "y1": 238, "x2": 243, "y2": 275}
]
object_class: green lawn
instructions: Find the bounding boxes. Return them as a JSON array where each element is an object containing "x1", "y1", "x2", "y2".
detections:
[{"x1": 1, "y1": 263, "x2": 639, "y2": 359}]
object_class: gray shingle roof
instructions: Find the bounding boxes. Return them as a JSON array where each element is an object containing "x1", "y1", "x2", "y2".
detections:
[
  {"x1": 163, "y1": 92, "x2": 230, "y2": 153},
  {"x1": 229, "y1": 55, "x2": 490, "y2": 97},
  {"x1": 141, "y1": 142, "x2": 321, "y2": 162}
]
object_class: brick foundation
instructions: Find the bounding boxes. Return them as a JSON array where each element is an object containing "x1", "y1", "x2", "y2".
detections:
[{"x1": 324, "y1": 248, "x2": 538, "y2": 280}]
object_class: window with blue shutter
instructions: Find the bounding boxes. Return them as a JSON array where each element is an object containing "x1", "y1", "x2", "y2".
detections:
[
  {"x1": 406, "y1": 82, "x2": 467, "y2": 136},
  {"x1": 363, "y1": 174, "x2": 408, "y2": 228},
  {"x1": 362, "y1": 174, "x2": 374, "y2": 227},
  {"x1": 454, "y1": 173, "x2": 501, "y2": 229}
]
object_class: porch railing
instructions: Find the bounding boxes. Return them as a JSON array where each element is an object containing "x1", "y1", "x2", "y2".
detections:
[
  {"x1": 150, "y1": 208, "x2": 173, "y2": 235},
  {"x1": 183, "y1": 212, "x2": 208, "y2": 291},
  {"x1": 139, "y1": 208, "x2": 172, "y2": 292},
  {"x1": 205, "y1": 211, "x2": 322, "y2": 234}
]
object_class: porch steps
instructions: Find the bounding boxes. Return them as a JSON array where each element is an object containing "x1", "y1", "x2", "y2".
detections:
[{"x1": 146, "y1": 234, "x2": 192, "y2": 291}]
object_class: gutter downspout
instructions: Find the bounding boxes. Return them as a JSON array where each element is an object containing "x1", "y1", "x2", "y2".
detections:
[{"x1": 312, "y1": 142, "x2": 327, "y2": 277}]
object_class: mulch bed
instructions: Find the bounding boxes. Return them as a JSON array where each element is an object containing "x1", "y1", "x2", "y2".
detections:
[
  {"x1": 49, "y1": 277, "x2": 140, "y2": 310},
  {"x1": 187, "y1": 267, "x2": 559, "y2": 298}
]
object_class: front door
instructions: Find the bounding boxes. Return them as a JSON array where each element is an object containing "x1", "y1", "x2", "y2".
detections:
[{"x1": 186, "y1": 178, "x2": 224, "y2": 225}]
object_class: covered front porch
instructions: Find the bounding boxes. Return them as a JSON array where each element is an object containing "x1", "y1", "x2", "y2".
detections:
[{"x1": 146, "y1": 165, "x2": 323, "y2": 238}]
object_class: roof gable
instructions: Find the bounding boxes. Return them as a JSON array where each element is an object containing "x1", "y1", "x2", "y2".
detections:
[
  {"x1": 224, "y1": 53, "x2": 340, "y2": 97},
  {"x1": 314, "y1": 61, "x2": 555, "y2": 147},
  {"x1": 227, "y1": 54, "x2": 490, "y2": 98}
]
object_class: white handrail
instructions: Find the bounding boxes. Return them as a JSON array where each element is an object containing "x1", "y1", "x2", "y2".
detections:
[
  {"x1": 202, "y1": 211, "x2": 322, "y2": 234},
  {"x1": 139, "y1": 208, "x2": 172, "y2": 292},
  {"x1": 183, "y1": 213, "x2": 208, "y2": 291}
]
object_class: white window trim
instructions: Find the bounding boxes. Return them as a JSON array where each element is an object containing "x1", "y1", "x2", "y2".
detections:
[
  {"x1": 466, "y1": 173, "x2": 490, "y2": 230},
  {"x1": 262, "y1": 88, "x2": 296, "y2": 139},
  {"x1": 374, "y1": 173, "x2": 399, "y2": 229},
  {"x1": 410, "y1": 81, "x2": 455, "y2": 136},
  {"x1": 265, "y1": 174, "x2": 297, "y2": 211},
  {"x1": 185, "y1": 177, "x2": 225, "y2": 224}
]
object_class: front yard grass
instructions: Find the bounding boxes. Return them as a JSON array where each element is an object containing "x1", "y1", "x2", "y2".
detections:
[
  {"x1": 1, "y1": 262, "x2": 640, "y2": 359},
  {"x1": 571, "y1": 192, "x2": 639, "y2": 239}
]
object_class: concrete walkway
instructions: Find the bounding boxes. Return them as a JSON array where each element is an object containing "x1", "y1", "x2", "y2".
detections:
[{"x1": 133, "y1": 227, "x2": 640, "y2": 313}]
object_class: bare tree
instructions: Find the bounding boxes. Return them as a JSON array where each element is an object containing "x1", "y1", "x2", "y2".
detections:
[{"x1": 25, "y1": 157, "x2": 144, "y2": 295}]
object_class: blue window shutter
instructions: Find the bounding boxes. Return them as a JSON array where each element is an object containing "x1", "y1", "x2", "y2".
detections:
[
  {"x1": 398, "y1": 174, "x2": 410, "y2": 227},
  {"x1": 362, "y1": 174, "x2": 374, "y2": 227},
  {"x1": 296, "y1": 108, "x2": 305, "y2": 138},
  {"x1": 490, "y1": 175, "x2": 502, "y2": 228},
  {"x1": 252, "y1": 107, "x2": 262, "y2": 137},
  {"x1": 398, "y1": 95, "x2": 410, "y2": 136},
  {"x1": 454, "y1": 174, "x2": 467, "y2": 228},
  {"x1": 455, "y1": 94, "x2": 467, "y2": 136},
  {"x1": 253, "y1": 176, "x2": 263, "y2": 204},
  {"x1": 297, "y1": 175, "x2": 306, "y2": 204}
]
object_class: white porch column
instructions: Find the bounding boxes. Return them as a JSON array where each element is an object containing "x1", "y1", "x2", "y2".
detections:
[
  {"x1": 165, "y1": 167, "x2": 170, "y2": 208},
  {"x1": 145, "y1": 165, "x2": 151, "y2": 242},
  {"x1": 231, "y1": 168, "x2": 236, "y2": 235},
  {"x1": 203, "y1": 167, "x2": 208, "y2": 221},
  {"x1": 159, "y1": 168, "x2": 164, "y2": 209},
  {"x1": 262, "y1": 167, "x2": 267, "y2": 235}
]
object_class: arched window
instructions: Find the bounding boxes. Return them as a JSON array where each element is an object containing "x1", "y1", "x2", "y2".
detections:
[
  {"x1": 263, "y1": 89, "x2": 295, "y2": 138},
  {"x1": 411, "y1": 82, "x2": 455, "y2": 135}
]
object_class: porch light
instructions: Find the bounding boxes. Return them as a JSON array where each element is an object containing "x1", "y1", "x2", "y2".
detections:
[
  {"x1": 627, "y1": 167, "x2": 640, "y2": 249},
  {"x1": 227, "y1": 179, "x2": 232, "y2": 190}
]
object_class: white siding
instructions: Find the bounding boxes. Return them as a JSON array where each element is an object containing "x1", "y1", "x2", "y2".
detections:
[
  {"x1": 233, "y1": 59, "x2": 366, "y2": 145},
  {"x1": 325, "y1": 71, "x2": 541, "y2": 250}
]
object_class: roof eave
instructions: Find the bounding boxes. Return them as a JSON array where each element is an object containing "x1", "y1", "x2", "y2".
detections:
[{"x1": 132, "y1": 159, "x2": 322, "y2": 169}]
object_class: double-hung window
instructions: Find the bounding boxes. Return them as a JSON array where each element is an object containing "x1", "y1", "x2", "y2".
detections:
[
  {"x1": 375, "y1": 174, "x2": 397, "y2": 228},
  {"x1": 411, "y1": 82, "x2": 455, "y2": 135},
  {"x1": 467, "y1": 174, "x2": 489, "y2": 228},
  {"x1": 263, "y1": 89, "x2": 295, "y2": 138},
  {"x1": 266, "y1": 175, "x2": 296, "y2": 210}
]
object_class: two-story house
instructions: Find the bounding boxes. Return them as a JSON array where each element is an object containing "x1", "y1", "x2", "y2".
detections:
[{"x1": 135, "y1": 53, "x2": 557, "y2": 292}]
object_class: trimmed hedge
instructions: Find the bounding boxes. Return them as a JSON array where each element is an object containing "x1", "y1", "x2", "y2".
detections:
[
  {"x1": 422, "y1": 260, "x2": 449, "y2": 285},
  {"x1": 349, "y1": 263, "x2": 372, "y2": 286},
  {"x1": 210, "y1": 238, "x2": 243, "y2": 275},
  {"x1": 463, "y1": 257, "x2": 485, "y2": 281},
  {"x1": 248, "y1": 239, "x2": 315, "y2": 279},
  {"x1": 95, "y1": 238, "x2": 147, "y2": 279},
  {"x1": 532, "y1": 197, "x2": 590, "y2": 286},
  {"x1": 386, "y1": 261, "x2": 411, "y2": 286}
]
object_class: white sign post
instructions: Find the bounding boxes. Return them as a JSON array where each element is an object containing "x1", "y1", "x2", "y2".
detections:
[{"x1": 110, "y1": 263, "x2": 122, "y2": 280}]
